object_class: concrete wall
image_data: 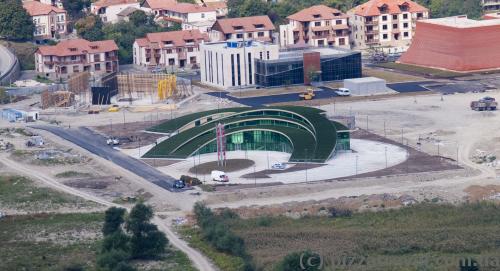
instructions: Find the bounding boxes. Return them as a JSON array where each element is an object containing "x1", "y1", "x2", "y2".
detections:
[{"x1": 0, "y1": 44, "x2": 21, "y2": 86}]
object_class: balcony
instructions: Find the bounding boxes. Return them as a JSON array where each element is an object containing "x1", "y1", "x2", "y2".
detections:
[
  {"x1": 365, "y1": 30, "x2": 379, "y2": 35},
  {"x1": 106, "y1": 56, "x2": 118, "y2": 61},
  {"x1": 365, "y1": 19, "x2": 378, "y2": 25}
]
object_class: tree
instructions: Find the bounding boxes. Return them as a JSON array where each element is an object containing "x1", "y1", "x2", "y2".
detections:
[
  {"x1": 0, "y1": 0, "x2": 34, "y2": 41},
  {"x1": 75, "y1": 15, "x2": 105, "y2": 41},
  {"x1": 276, "y1": 250, "x2": 322, "y2": 271},
  {"x1": 129, "y1": 10, "x2": 149, "y2": 26},
  {"x1": 61, "y1": 0, "x2": 90, "y2": 20},
  {"x1": 103, "y1": 207, "x2": 127, "y2": 236},
  {"x1": 126, "y1": 203, "x2": 168, "y2": 259},
  {"x1": 97, "y1": 249, "x2": 131, "y2": 271}
]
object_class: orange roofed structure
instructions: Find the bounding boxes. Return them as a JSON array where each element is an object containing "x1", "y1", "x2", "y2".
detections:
[{"x1": 399, "y1": 15, "x2": 500, "y2": 72}]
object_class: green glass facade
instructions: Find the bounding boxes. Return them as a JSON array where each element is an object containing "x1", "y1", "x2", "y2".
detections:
[{"x1": 197, "y1": 130, "x2": 293, "y2": 155}]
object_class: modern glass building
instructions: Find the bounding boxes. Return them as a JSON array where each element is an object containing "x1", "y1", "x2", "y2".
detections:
[
  {"x1": 144, "y1": 106, "x2": 351, "y2": 163},
  {"x1": 254, "y1": 47, "x2": 362, "y2": 87}
]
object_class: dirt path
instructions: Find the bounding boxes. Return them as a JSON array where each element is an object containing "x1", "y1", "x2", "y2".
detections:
[{"x1": 0, "y1": 155, "x2": 217, "y2": 271}]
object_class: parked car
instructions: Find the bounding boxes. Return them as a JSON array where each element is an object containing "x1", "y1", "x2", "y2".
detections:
[
  {"x1": 106, "y1": 138, "x2": 120, "y2": 145},
  {"x1": 173, "y1": 180, "x2": 186, "y2": 189},
  {"x1": 335, "y1": 88, "x2": 351, "y2": 96},
  {"x1": 211, "y1": 170, "x2": 229, "y2": 182},
  {"x1": 271, "y1": 163, "x2": 287, "y2": 170}
]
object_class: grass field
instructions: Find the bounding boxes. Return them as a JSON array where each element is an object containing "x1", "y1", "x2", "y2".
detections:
[
  {"x1": 0, "y1": 213, "x2": 197, "y2": 271},
  {"x1": 224, "y1": 203, "x2": 500, "y2": 271},
  {"x1": 376, "y1": 62, "x2": 463, "y2": 78},
  {"x1": 0, "y1": 175, "x2": 99, "y2": 212}
]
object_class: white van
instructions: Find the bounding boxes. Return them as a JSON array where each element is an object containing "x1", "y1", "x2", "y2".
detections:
[
  {"x1": 211, "y1": 170, "x2": 229, "y2": 182},
  {"x1": 335, "y1": 88, "x2": 351, "y2": 96}
]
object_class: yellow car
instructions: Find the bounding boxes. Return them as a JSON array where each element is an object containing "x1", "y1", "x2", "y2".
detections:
[{"x1": 108, "y1": 105, "x2": 120, "y2": 112}]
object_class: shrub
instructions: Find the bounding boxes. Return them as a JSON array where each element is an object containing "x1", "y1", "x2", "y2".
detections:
[
  {"x1": 275, "y1": 250, "x2": 321, "y2": 271},
  {"x1": 328, "y1": 207, "x2": 353, "y2": 218}
]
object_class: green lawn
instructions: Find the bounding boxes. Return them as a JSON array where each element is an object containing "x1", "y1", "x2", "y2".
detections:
[
  {"x1": 226, "y1": 203, "x2": 500, "y2": 271},
  {"x1": 0, "y1": 175, "x2": 99, "y2": 212},
  {"x1": 376, "y1": 62, "x2": 463, "y2": 78}
]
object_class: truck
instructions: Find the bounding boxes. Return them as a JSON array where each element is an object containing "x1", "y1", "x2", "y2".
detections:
[
  {"x1": 106, "y1": 137, "x2": 120, "y2": 145},
  {"x1": 470, "y1": 97, "x2": 497, "y2": 111},
  {"x1": 299, "y1": 88, "x2": 315, "y2": 100}
]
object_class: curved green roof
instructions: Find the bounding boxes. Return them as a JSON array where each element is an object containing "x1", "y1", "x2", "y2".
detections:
[{"x1": 144, "y1": 106, "x2": 346, "y2": 163}]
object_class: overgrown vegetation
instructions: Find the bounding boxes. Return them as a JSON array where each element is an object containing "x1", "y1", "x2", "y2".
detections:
[
  {"x1": 226, "y1": 202, "x2": 500, "y2": 270},
  {"x1": 55, "y1": 171, "x2": 93, "y2": 178},
  {"x1": 97, "y1": 203, "x2": 169, "y2": 270},
  {"x1": 75, "y1": 11, "x2": 180, "y2": 64},
  {"x1": 191, "y1": 203, "x2": 254, "y2": 270},
  {"x1": 0, "y1": 212, "x2": 104, "y2": 271},
  {"x1": 376, "y1": 62, "x2": 463, "y2": 78},
  {"x1": 0, "y1": 0, "x2": 34, "y2": 41}
]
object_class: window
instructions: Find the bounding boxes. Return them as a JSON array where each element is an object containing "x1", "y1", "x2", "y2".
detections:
[
  {"x1": 313, "y1": 14, "x2": 320, "y2": 18},
  {"x1": 336, "y1": 20, "x2": 342, "y2": 25},
  {"x1": 382, "y1": 24, "x2": 388, "y2": 30},
  {"x1": 326, "y1": 21, "x2": 330, "y2": 26},
  {"x1": 177, "y1": 48, "x2": 182, "y2": 52},
  {"x1": 257, "y1": 32, "x2": 264, "y2": 37},
  {"x1": 339, "y1": 38, "x2": 345, "y2": 45},
  {"x1": 236, "y1": 33, "x2": 243, "y2": 38},
  {"x1": 254, "y1": 24, "x2": 264, "y2": 28},
  {"x1": 403, "y1": 32, "x2": 409, "y2": 37},
  {"x1": 73, "y1": 65, "x2": 79, "y2": 72},
  {"x1": 314, "y1": 22, "x2": 321, "y2": 26},
  {"x1": 383, "y1": 33, "x2": 388, "y2": 39},
  {"x1": 169, "y1": 58, "x2": 175, "y2": 65},
  {"x1": 167, "y1": 49, "x2": 172, "y2": 54},
  {"x1": 259, "y1": 52, "x2": 263, "y2": 59},
  {"x1": 188, "y1": 47, "x2": 194, "y2": 52},
  {"x1": 94, "y1": 63, "x2": 100, "y2": 71},
  {"x1": 403, "y1": 22, "x2": 408, "y2": 28},
  {"x1": 236, "y1": 54, "x2": 241, "y2": 86},
  {"x1": 190, "y1": 56, "x2": 196, "y2": 64},
  {"x1": 163, "y1": 41, "x2": 172, "y2": 46},
  {"x1": 201, "y1": 13, "x2": 205, "y2": 18},
  {"x1": 382, "y1": 15, "x2": 387, "y2": 21},
  {"x1": 266, "y1": 51, "x2": 270, "y2": 59},
  {"x1": 248, "y1": 52, "x2": 252, "y2": 84},
  {"x1": 231, "y1": 54, "x2": 235, "y2": 86},
  {"x1": 94, "y1": 54, "x2": 101, "y2": 62},
  {"x1": 248, "y1": 33, "x2": 253, "y2": 38},
  {"x1": 403, "y1": 13, "x2": 408, "y2": 19},
  {"x1": 393, "y1": 24, "x2": 398, "y2": 29},
  {"x1": 393, "y1": 14, "x2": 398, "y2": 20},
  {"x1": 71, "y1": 56, "x2": 77, "y2": 60}
]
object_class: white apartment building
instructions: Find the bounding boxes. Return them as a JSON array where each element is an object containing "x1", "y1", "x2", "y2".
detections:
[
  {"x1": 483, "y1": 0, "x2": 500, "y2": 12},
  {"x1": 200, "y1": 40, "x2": 279, "y2": 89},
  {"x1": 133, "y1": 30, "x2": 209, "y2": 69},
  {"x1": 23, "y1": 1, "x2": 67, "y2": 40},
  {"x1": 90, "y1": 0, "x2": 141, "y2": 24},
  {"x1": 38, "y1": 0, "x2": 64, "y2": 9},
  {"x1": 35, "y1": 39, "x2": 119, "y2": 80},
  {"x1": 209, "y1": 16, "x2": 275, "y2": 42},
  {"x1": 348, "y1": 0, "x2": 429, "y2": 52},
  {"x1": 279, "y1": 5, "x2": 350, "y2": 49}
]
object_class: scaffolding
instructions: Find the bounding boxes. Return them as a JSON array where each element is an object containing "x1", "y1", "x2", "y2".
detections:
[{"x1": 117, "y1": 73, "x2": 193, "y2": 103}]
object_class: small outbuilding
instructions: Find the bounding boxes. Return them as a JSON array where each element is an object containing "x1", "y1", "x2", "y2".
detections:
[{"x1": 343, "y1": 77, "x2": 389, "y2": 96}]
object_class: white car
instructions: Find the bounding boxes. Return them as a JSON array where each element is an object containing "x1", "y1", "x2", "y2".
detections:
[
  {"x1": 335, "y1": 88, "x2": 351, "y2": 96},
  {"x1": 211, "y1": 170, "x2": 229, "y2": 182},
  {"x1": 271, "y1": 163, "x2": 287, "y2": 170}
]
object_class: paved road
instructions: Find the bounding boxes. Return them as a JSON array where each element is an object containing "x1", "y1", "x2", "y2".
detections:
[
  {"x1": 207, "y1": 87, "x2": 340, "y2": 106},
  {"x1": 387, "y1": 81, "x2": 436, "y2": 93},
  {"x1": 32, "y1": 125, "x2": 179, "y2": 191}
]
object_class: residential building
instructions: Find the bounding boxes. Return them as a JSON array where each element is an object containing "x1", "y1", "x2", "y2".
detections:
[
  {"x1": 348, "y1": 0, "x2": 429, "y2": 52},
  {"x1": 209, "y1": 16, "x2": 275, "y2": 42},
  {"x1": 38, "y1": 0, "x2": 64, "y2": 9},
  {"x1": 202, "y1": 1, "x2": 227, "y2": 18},
  {"x1": 400, "y1": 16, "x2": 500, "y2": 72},
  {"x1": 483, "y1": 0, "x2": 500, "y2": 12},
  {"x1": 199, "y1": 40, "x2": 361, "y2": 89},
  {"x1": 90, "y1": 0, "x2": 141, "y2": 24},
  {"x1": 133, "y1": 29, "x2": 209, "y2": 69},
  {"x1": 141, "y1": 0, "x2": 217, "y2": 26},
  {"x1": 279, "y1": 5, "x2": 350, "y2": 49},
  {"x1": 116, "y1": 6, "x2": 141, "y2": 22},
  {"x1": 23, "y1": 1, "x2": 67, "y2": 40},
  {"x1": 35, "y1": 39, "x2": 119, "y2": 80},
  {"x1": 200, "y1": 41, "x2": 279, "y2": 89}
]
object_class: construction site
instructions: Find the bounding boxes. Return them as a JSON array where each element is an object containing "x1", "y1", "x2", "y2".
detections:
[{"x1": 37, "y1": 72, "x2": 195, "y2": 112}]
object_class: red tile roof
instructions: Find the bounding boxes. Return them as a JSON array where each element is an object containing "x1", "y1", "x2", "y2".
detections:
[
  {"x1": 166, "y1": 3, "x2": 215, "y2": 13},
  {"x1": 211, "y1": 15, "x2": 275, "y2": 34},
  {"x1": 37, "y1": 39, "x2": 118, "y2": 56},
  {"x1": 399, "y1": 20, "x2": 500, "y2": 72},
  {"x1": 92, "y1": 0, "x2": 138, "y2": 8},
  {"x1": 287, "y1": 5, "x2": 347, "y2": 22},
  {"x1": 143, "y1": 0, "x2": 177, "y2": 10},
  {"x1": 351, "y1": 0, "x2": 427, "y2": 17},
  {"x1": 135, "y1": 29, "x2": 209, "y2": 48},
  {"x1": 23, "y1": 1, "x2": 66, "y2": 16},
  {"x1": 203, "y1": 1, "x2": 226, "y2": 10}
]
